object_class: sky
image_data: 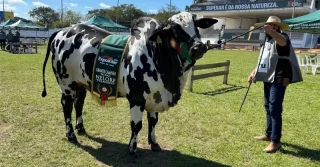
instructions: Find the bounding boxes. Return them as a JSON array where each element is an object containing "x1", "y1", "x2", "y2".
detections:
[{"x1": 1, "y1": 0, "x2": 194, "y2": 20}]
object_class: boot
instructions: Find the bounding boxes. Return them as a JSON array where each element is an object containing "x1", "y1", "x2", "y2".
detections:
[
  {"x1": 263, "y1": 142, "x2": 281, "y2": 153},
  {"x1": 254, "y1": 135, "x2": 271, "y2": 141}
]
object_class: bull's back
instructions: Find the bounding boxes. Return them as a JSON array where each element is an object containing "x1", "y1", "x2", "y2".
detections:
[{"x1": 51, "y1": 24, "x2": 112, "y2": 86}]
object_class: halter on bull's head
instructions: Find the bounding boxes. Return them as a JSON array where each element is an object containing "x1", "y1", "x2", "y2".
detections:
[{"x1": 149, "y1": 12, "x2": 217, "y2": 61}]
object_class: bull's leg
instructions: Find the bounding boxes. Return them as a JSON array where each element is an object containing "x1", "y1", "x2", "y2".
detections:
[
  {"x1": 61, "y1": 92, "x2": 77, "y2": 142},
  {"x1": 128, "y1": 105, "x2": 144, "y2": 157},
  {"x1": 147, "y1": 112, "x2": 161, "y2": 152},
  {"x1": 74, "y1": 89, "x2": 87, "y2": 135}
]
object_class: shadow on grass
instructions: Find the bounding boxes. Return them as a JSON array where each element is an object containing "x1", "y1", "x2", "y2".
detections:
[
  {"x1": 195, "y1": 84, "x2": 246, "y2": 96},
  {"x1": 75, "y1": 134, "x2": 230, "y2": 167},
  {"x1": 281, "y1": 142, "x2": 320, "y2": 162}
]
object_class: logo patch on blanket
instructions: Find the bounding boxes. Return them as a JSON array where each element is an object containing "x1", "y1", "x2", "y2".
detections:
[{"x1": 91, "y1": 35, "x2": 131, "y2": 106}]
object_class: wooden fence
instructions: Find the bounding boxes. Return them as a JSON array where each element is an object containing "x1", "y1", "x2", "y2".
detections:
[
  {"x1": 224, "y1": 44, "x2": 260, "y2": 51},
  {"x1": 188, "y1": 60, "x2": 230, "y2": 92}
]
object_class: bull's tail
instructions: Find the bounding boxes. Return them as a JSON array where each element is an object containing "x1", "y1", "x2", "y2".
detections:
[{"x1": 41, "y1": 30, "x2": 60, "y2": 97}]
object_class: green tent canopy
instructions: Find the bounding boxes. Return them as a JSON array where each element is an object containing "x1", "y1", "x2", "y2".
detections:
[
  {"x1": 282, "y1": 10, "x2": 320, "y2": 33},
  {"x1": 0, "y1": 19, "x2": 17, "y2": 27},
  {"x1": 4, "y1": 19, "x2": 48, "y2": 31},
  {"x1": 84, "y1": 16, "x2": 129, "y2": 32}
]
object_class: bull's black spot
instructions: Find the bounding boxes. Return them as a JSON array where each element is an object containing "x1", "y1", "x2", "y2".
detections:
[
  {"x1": 51, "y1": 52, "x2": 56, "y2": 63},
  {"x1": 140, "y1": 54, "x2": 157, "y2": 81},
  {"x1": 61, "y1": 44, "x2": 75, "y2": 66},
  {"x1": 51, "y1": 41, "x2": 56, "y2": 59},
  {"x1": 66, "y1": 31, "x2": 74, "y2": 38},
  {"x1": 58, "y1": 40, "x2": 65, "y2": 54},
  {"x1": 74, "y1": 32, "x2": 84, "y2": 49},
  {"x1": 62, "y1": 31, "x2": 67, "y2": 37},
  {"x1": 153, "y1": 91, "x2": 162, "y2": 103},
  {"x1": 128, "y1": 62, "x2": 133, "y2": 74},
  {"x1": 56, "y1": 39, "x2": 60, "y2": 47},
  {"x1": 68, "y1": 81, "x2": 79, "y2": 91},
  {"x1": 123, "y1": 54, "x2": 132, "y2": 69},
  {"x1": 65, "y1": 89, "x2": 71, "y2": 95},
  {"x1": 83, "y1": 53, "x2": 96, "y2": 80},
  {"x1": 56, "y1": 61, "x2": 62, "y2": 79},
  {"x1": 149, "y1": 70, "x2": 158, "y2": 81},
  {"x1": 62, "y1": 66, "x2": 67, "y2": 76}
]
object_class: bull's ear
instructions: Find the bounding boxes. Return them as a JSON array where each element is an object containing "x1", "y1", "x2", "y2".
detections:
[
  {"x1": 195, "y1": 18, "x2": 218, "y2": 29},
  {"x1": 148, "y1": 29, "x2": 170, "y2": 41}
]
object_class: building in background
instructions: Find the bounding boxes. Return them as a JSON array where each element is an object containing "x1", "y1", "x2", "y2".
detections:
[
  {"x1": 0, "y1": 11, "x2": 14, "y2": 23},
  {"x1": 190, "y1": 0, "x2": 320, "y2": 48}
]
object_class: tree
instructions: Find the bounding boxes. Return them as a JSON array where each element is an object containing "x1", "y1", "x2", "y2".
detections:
[
  {"x1": 28, "y1": 7, "x2": 59, "y2": 27},
  {"x1": 194, "y1": 0, "x2": 207, "y2": 4},
  {"x1": 185, "y1": 5, "x2": 190, "y2": 12},
  {"x1": 86, "y1": 9, "x2": 107, "y2": 20},
  {"x1": 64, "y1": 10, "x2": 83, "y2": 24},
  {"x1": 153, "y1": 4, "x2": 180, "y2": 24},
  {"x1": 85, "y1": 4, "x2": 146, "y2": 28},
  {"x1": 106, "y1": 4, "x2": 145, "y2": 27},
  {"x1": 53, "y1": 20, "x2": 71, "y2": 28}
]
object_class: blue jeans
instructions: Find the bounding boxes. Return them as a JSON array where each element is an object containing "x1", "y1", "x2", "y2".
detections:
[{"x1": 263, "y1": 82, "x2": 287, "y2": 144}]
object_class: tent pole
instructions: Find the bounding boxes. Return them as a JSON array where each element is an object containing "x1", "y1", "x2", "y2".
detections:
[
  {"x1": 310, "y1": 34, "x2": 314, "y2": 52},
  {"x1": 290, "y1": 0, "x2": 296, "y2": 39}
]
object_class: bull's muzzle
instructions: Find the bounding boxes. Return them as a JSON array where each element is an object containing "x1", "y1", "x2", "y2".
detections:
[{"x1": 189, "y1": 42, "x2": 207, "y2": 60}]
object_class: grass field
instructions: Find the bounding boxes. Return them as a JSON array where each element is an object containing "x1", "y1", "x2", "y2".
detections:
[{"x1": 0, "y1": 45, "x2": 320, "y2": 167}]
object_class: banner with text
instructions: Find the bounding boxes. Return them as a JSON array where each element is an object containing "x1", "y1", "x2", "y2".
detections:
[{"x1": 190, "y1": 0, "x2": 303, "y2": 12}]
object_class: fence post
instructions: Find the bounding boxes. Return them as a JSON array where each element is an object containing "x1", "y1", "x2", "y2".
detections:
[
  {"x1": 188, "y1": 67, "x2": 194, "y2": 92},
  {"x1": 223, "y1": 60, "x2": 230, "y2": 84}
]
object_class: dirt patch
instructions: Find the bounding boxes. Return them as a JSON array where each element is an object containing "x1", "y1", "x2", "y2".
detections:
[{"x1": 0, "y1": 123, "x2": 12, "y2": 142}]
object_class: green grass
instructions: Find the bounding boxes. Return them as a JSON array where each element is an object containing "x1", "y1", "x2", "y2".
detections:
[{"x1": 0, "y1": 45, "x2": 320, "y2": 167}]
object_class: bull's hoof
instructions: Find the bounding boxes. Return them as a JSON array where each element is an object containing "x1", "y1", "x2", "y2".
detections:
[
  {"x1": 77, "y1": 128, "x2": 86, "y2": 135},
  {"x1": 75, "y1": 124, "x2": 86, "y2": 135},
  {"x1": 66, "y1": 132, "x2": 78, "y2": 143},
  {"x1": 150, "y1": 142, "x2": 162, "y2": 152}
]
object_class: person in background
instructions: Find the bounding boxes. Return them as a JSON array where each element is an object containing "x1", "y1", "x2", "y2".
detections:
[
  {"x1": 6, "y1": 30, "x2": 13, "y2": 52},
  {"x1": 248, "y1": 16, "x2": 302, "y2": 153},
  {"x1": 0, "y1": 29, "x2": 6, "y2": 50}
]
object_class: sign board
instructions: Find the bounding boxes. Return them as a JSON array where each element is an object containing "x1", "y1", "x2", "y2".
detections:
[
  {"x1": 222, "y1": 32, "x2": 260, "y2": 41},
  {"x1": 4, "y1": 12, "x2": 14, "y2": 20},
  {"x1": 0, "y1": 11, "x2": 14, "y2": 23},
  {"x1": 190, "y1": 0, "x2": 304, "y2": 12},
  {"x1": 0, "y1": 11, "x2": 4, "y2": 23}
]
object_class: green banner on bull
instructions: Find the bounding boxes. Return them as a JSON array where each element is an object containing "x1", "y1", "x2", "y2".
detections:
[{"x1": 91, "y1": 35, "x2": 130, "y2": 106}]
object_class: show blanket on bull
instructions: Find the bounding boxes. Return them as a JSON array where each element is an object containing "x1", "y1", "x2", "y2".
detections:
[{"x1": 91, "y1": 35, "x2": 131, "y2": 106}]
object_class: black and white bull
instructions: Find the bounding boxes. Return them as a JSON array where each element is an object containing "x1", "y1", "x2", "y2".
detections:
[{"x1": 41, "y1": 12, "x2": 217, "y2": 156}]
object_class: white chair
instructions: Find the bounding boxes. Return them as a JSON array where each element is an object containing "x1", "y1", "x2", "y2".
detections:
[
  {"x1": 311, "y1": 56, "x2": 320, "y2": 75},
  {"x1": 18, "y1": 47, "x2": 24, "y2": 54},
  {"x1": 305, "y1": 55, "x2": 316, "y2": 72},
  {"x1": 297, "y1": 55, "x2": 308, "y2": 73},
  {"x1": 24, "y1": 39, "x2": 33, "y2": 54}
]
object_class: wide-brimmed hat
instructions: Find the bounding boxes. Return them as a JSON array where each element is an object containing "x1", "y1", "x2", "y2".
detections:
[{"x1": 254, "y1": 16, "x2": 290, "y2": 30}]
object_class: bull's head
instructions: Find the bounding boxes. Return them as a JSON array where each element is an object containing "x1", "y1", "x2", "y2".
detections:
[{"x1": 149, "y1": 12, "x2": 217, "y2": 62}]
